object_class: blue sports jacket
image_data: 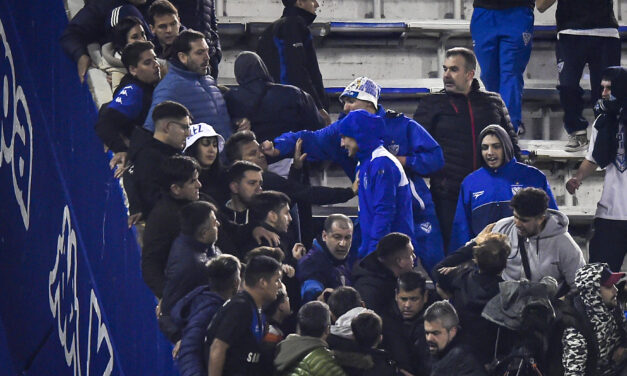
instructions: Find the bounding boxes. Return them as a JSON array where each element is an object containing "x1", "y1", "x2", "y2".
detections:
[
  {"x1": 450, "y1": 157, "x2": 558, "y2": 251},
  {"x1": 337, "y1": 110, "x2": 414, "y2": 257}
]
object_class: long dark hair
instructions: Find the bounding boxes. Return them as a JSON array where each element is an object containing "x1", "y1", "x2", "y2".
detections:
[
  {"x1": 112, "y1": 17, "x2": 145, "y2": 54},
  {"x1": 184, "y1": 136, "x2": 222, "y2": 179}
]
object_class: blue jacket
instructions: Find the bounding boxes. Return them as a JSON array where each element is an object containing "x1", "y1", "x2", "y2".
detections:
[
  {"x1": 171, "y1": 285, "x2": 225, "y2": 376},
  {"x1": 296, "y1": 239, "x2": 352, "y2": 303},
  {"x1": 144, "y1": 61, "x2": 231, "y2": 139},
  {"x1": 273, "y1": 105, "x2": 443, "y2": 215},
  {"x1": 450, "y1": 157, "x2": 558, "y2": 251},
  {"x1": 338, "y1": 110, "x2": 414, "y2": 257}
]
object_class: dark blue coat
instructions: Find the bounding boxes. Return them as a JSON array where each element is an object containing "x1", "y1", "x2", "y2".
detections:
[
  {"x1": 296, "y1": 239, "x2": 352, "y2": 302},
  {"x1": 224, "y1": 51, "x2": 324, "y2": 142},
  {"x1": 161, "y1": 234, "x2": 219, "y2": 315},
  {"x1": 171, "y1": 286, "x2": 225, "y2": 376}
]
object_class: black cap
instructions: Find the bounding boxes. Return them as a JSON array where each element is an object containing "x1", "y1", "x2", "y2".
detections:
[{"x1": 282, "y1": 0, "x2": 297, "y2": 6}]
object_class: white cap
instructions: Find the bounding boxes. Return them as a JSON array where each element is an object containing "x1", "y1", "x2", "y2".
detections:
[
  {"x1": 184, "y1": 123, "x2": 225, "y2": 153},
  {"x1": 339, "y1": 77, "x2": 381, "y2": 108}
]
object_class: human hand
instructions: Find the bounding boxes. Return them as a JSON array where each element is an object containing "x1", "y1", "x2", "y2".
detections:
[
  {"x1": 77, "y1": 54, "x2": 92, "y2": 84},
  {"x1": 128, "y1": 212, "x2": 142, "y2": 228},
  {"x1": 155, "y1": 299, "x2": 162, "y2": 318},
  {"x1": 292, "y1": 243, "x2": 306, "y2": 260},
  {"x1": 253, "y1": 226, "x2": 280, "y2": 247},
  {"x1": 319, "y1": 109, "x2": 332, "y2": 125},
  {"x1": 110, "y1": 152, "x2": 128, "y2": 179},
  {"x1": 612, "y1": 346, "x2": 627, "y2": 363},
  {"x1": 475, "y1": 223, "x2": 496, "y2": 244},
  {"x1": 438, "y1": 266, "x2": 457, "y2": 275},
  {"x1": 395, "y1": 155, "x2": 407, "y2": 166},
  {"x1": 317, "y1": 288, "x2": 334, "y2": 302},
  {"x1": 235, "y1": 118, "x2": 251, "y2": 131},
  {"x1": 566, "y1": 177, "x2": 581, "y2": 195},
  {"x1": 292, "y1": 139, "x2": 308, "y2": 170},
  {"x1": 351, "y1": 176, "x2": 359, "y2": 195},
  {"x1": 281, "y1": 264, "x2": 295, "y2": 278},
  {"x1": 172, "y1": 340, "x2": 181, "y2": 359},
  {"x1": 261, "y1": 140, "x2": 280, "y2": 158}
]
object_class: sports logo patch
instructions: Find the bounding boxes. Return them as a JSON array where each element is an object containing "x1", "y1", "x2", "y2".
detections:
[
  {"x1": 420, "y1": 222, "x2": 432, "y2": 234},
  {"x1": 387, "y1": 143, "x2": 400, "y2": 155},
  {"x1": 511, "y1": 184, "x2": 523, "y2": 195},
  {"x1": 522, "y1": 32, "x2": 532, "y2": 46},
  {"x1": 557, "y1": 61, "x2": 564, "y2": 74},
  {"x1": 472, "y1": 191, "x2": 484, "y2": 200}
]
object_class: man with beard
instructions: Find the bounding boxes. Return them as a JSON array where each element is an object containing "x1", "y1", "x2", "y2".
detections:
[
  {"x1": 144, "y1": 30, "x2": 231, "y2": 139},
  {"x1": 424, "y1": 301, "x2": 487, "y2": 376},
  {"x1": 558, "y1": 263, "x2": 627, "y2": 375},
  {"x1": 223, "y1": 161, "x2": 264, "y2": 225},
  {"x1": 297, "y1": 214, "x2": 354, "y2": 303}
]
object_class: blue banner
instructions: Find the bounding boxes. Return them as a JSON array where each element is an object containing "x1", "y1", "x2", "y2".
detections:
[{"x1": 0, "y1": 1, "x2": 176, "y2": 374}]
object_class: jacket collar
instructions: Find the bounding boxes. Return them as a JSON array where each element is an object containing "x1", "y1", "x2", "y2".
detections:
[
  {"x1": 486, "y1": 157, "x2": 517, "y2": 175},
  {"x1": 282, "y1": 5, "x2": 317, "y2": 25},
  {"x1": 168, "y1": 59, "x2": 204, "y2": 79}
]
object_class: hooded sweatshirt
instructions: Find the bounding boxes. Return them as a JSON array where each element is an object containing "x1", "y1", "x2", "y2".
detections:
[
  {"x1": 491, "y1": 209, "x2": 585, "y2": 289},
  {"x1": 274, "y1": 334, "x2": 347, "y2": 376},
  {"x1": 224, "y1": 51, "x2": 324, "y2": 142},
  {"x1": 338, "y1": 110, "x2": 414, "y2": 257},
  {"x1": 562, "y1": 263, "x2": 627, "y2": 376},
  {"x1": 449, "y1": 125, "x2": 558, "y2": 251}
]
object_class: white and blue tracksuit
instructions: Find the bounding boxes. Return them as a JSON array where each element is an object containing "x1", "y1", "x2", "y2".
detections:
[
  {"x1": 471, "y1": 4, "x2": 534, "y2": 132},
  {"x1": 273, "y1": 106, "x2": 445, "y2": 271},
  {"x1": 337, "y1": 110, "x2": 414, "y2": 258}
]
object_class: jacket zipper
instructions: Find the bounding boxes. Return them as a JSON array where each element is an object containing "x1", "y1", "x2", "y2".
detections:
[{"x1": 467, "y1": 99, "x2": 477, "y2": 170}]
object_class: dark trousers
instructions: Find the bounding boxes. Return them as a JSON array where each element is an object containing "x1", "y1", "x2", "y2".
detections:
[
  {"x1": 589, "y1": 217, "x2": 627, "y2": 272},
  {"x1": 432, "y1": 194, "x2": 458, "y2": 255},
  {"x1": 556, "y1": 34, "x2": 621, "y2": 134}
]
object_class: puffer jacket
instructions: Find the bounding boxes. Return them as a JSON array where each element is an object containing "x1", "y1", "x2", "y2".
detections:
[
  {"x1": 274, "y1": 334, "x2": 347, "y2": 376},
  {"x1": 171, "y1": 286, "x2": 225, "y2": 376},
  {"x1": 413, "y1": 79, "x2": 519, "y2": 202},
  {"x1": 449, "y1": 124, "x2": 557, "y2": 251},
  {"x1": 338, "y1": 110, "x2": 414, "y2": 257},
  {"x1": 257, "y1": 6, "x2": 328, "y2": 110},
  {"x1": 224, "y1": 51, "x2": 324, "y2": 142},
  {"x1": 144, "y1": 60, "x2": 231, "y2": 139},
  {"x1": 491, "y1": 209, "x2": 585, "y2": 289},
  {"x1": 297, "y1": 238, "x2": 352, "y2": 303},
  {"x1": 560, "y1": 263, "x2": 627, "y2": 376}
]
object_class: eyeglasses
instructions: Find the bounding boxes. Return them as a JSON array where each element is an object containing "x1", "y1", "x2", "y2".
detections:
[{"x1": 168, "y1": 121, "x2": 190, "y2": 132}]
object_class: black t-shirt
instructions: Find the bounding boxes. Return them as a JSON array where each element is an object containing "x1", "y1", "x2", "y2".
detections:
[{"x1": 205, "y1": 291, "x2": 266, "y2": 376}]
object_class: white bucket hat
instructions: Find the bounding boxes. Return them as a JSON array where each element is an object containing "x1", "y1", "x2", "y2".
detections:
[{"x1": 184, "y1": 123, "x2": 225, "y2": 153}]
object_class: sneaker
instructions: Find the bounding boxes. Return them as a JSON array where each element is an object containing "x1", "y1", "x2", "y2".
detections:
[{"x1": 565, "y1": 130, "x2": 589, "y2": 152}]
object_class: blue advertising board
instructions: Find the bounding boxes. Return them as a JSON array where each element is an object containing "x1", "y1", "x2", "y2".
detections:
[{"x1": 0, "y1": 1, "x2": 176, "y2": 374}]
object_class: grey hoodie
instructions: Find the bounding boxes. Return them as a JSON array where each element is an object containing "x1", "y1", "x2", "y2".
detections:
[
  {"x1": 491, "y1": 209, "x2": 585, "y2": 289},
  {"x1": 478, "y1": 124, "x2": 514, "y2": 168}
]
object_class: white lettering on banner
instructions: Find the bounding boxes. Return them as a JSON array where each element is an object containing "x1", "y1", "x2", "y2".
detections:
[
  {"x1": 0, "y1": 17, "x2": 33, "y2": 230},
  {"x1": 49, "y1": 206, "x2": 114, "y2": 376}
]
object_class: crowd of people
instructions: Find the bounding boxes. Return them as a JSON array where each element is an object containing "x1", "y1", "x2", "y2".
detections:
[{"x1": 61, "y1": 0, "x2": 627, "y2": 375}]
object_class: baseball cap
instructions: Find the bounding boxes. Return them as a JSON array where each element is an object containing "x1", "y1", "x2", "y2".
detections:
[{"x1": 600, "y1": 266, "x2": 625, "y2": 287}]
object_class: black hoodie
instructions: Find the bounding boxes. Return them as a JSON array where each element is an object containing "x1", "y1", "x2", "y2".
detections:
[
  {"x1": 224, "y1": 51, "x2": 325, "y2": 142},
  {"x1": 256, "y1": 6, "x2": 329, "y2": 110}
]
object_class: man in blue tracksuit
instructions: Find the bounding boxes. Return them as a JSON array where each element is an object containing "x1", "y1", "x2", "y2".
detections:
[
  {"x1": 470, "y1": 0, "x2": 535, "y2": 133},
  {"x1": 338, "y1": 110, "x2": 414, "y2": 258},
  {"x1": 449, "y1": 124, "x2": 558, "y2": 251},
  {"x1": 263, "y1": 77, "x2": 445, "y2": 271}
]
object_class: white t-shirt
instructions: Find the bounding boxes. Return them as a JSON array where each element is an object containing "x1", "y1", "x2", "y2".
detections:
[{"x1": 586, "y1": 120, "x2": 627, "y2": 220}]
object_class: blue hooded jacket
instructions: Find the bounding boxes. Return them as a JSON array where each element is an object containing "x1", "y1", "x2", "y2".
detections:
[
  {"x1": 338, "y1": 110, "x2": 414, "y2": 257},
  {"x1": 170, "y1": 285, "x2": 226, "y2": 376},
  {"x1": 449, "y1": 125, "x2": 558, "y2": 251}
]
